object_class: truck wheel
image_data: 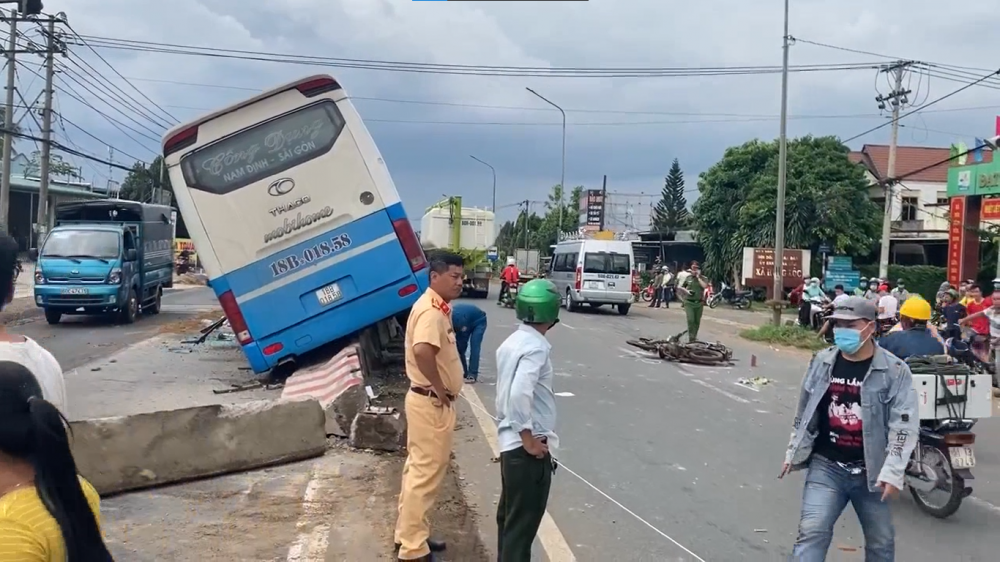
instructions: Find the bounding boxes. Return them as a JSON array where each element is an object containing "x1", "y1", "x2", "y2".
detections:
[
  {"x1": 44, "y1": 309, "x2": 61, "y2": 325},
  {"x1": 617, "y1": 303, "x2": 631, "y2": 316},
  {"x1": 119, "y1": 287, "x2": 138, "y2": 324},
  {"x1": 148, "y1": 287, "x2": 162, "y2": 314}
]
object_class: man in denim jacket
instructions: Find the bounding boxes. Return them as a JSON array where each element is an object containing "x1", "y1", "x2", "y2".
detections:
[{"x1": 780, "y1": 296, "x2": 918, "y2": 561}]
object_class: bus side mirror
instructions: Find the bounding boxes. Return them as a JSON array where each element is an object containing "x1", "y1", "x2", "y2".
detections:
[{"x1": 28, "y1": 248, "x2": 38, "y2": 261}]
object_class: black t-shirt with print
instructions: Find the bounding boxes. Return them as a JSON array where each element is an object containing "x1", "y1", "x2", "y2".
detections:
[{"x1": 814, "y1": 354, "x2": 873, "y2": 465}]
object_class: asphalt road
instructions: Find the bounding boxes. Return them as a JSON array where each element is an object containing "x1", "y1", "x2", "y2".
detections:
[
  {"x1": 467, "y1": 300, "x2": 1000, "y2": 561},
  {"x1": 7, "y1": 287, "x2": 219, "y2": 371}
]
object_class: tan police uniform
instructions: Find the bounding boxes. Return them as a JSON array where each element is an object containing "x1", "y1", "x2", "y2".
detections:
[{"x1": 394, "y1": 287, "x2": 465, "y2": 560}]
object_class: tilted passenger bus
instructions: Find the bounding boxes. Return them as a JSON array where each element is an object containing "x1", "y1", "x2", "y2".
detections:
[{"x1": 162, "y1": 74, "x2": 428, "y2": 373}]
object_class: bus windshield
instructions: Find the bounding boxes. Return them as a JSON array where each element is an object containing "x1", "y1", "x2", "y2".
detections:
[{"x1": 42, "y1": 230, "x2": 120, "y2": 259}]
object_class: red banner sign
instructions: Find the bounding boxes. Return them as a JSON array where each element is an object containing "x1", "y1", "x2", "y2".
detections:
[
  {"x1": 982, "y1": 198, "x2": 1000, "y2": 221},
  {"x1": 947, "y1": 197, "x2": 966, "y2": 286}
]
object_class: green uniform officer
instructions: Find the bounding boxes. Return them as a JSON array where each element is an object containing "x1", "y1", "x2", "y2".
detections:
[{"x1": 677, "y1": 260, "x2": 709, "y2": 342}]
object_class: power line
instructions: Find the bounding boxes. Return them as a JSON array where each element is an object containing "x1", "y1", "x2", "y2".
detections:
[
  {"x1": 55, "y1": 68, "x2": 164, "y2": 139},
  {"x1": 0, "y1": 125, "x2": 134, "y2": 171},
  {"x1": 842, "y1": 66, "x2": 1000, "y2": 144},
  {"x1": 56, "y1": 61, "x2": 170, "y2": 130},
  {"x1": 61, "y1": 23, "x2": 179, "y2": 125},
  {"x1": 68, "y1": 34, "x2": 882, "y2": 78}
]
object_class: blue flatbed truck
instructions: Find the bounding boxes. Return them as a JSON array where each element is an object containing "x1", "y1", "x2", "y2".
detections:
[{"x1": 30, "y1": 200, "x2": 176, "y2": 325}]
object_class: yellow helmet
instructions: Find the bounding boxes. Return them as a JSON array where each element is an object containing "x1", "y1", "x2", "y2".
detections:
[{"x1": 899, "y1": 296, "x2": 931, "y2": 321}]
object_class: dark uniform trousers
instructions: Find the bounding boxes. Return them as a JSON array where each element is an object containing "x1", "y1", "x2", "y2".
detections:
[{"x1": 496, "y1": 446, "x2": 554, "y2": 562}]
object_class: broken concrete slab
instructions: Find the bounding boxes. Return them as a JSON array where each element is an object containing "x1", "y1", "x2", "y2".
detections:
[
  {"x1": 279, "y1": 343, "x2": 368, "y2": 437},
  {"x1": 349, "y1": 408, "x2": 406, "y2": 452},
  {"x1": 70, "y1": 399, "x2": 327, "y2": 496}
]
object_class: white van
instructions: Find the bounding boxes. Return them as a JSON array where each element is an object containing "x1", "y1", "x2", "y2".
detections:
[{"x1": 548, "y1": 240, "x2": 638, "y2": 315}]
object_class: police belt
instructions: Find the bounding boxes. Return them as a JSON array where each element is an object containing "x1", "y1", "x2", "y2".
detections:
[{"x1": 410, "y1": 386, "x2": 456, "y2": 401}]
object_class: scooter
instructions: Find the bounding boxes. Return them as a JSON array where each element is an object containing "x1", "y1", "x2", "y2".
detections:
[
  {"x1": 707, "y1": 282, "x2": 752, "y2": 310},
  {"x1": 499, "y1": 282, "x2": 518, "y2": 308},
  {"x1": 640, "y1": 283, "x2": 657, "y2": 303}
]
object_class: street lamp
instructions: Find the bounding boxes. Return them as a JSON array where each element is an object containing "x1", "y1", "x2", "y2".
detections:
[
  {"x1": 469, "y1": 155, "x2": 496, "y2": 212},
  {"x1": 525, "y1": 87, "x2": 566, "y2": 236}
]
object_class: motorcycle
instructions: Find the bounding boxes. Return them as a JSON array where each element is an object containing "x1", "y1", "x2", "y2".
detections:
[
  {"x1": 499, "y1": 281, "x2": 518, "y2": 308},
  {"x1": 707, "y1": 282, "x2": 752, "y2": 310},
  {"x1": 797, "y1": 295, "x2": 829, "y2": 331},
  {"x1": 640, "y1": 283, "x2": 657, "y2": 303}
]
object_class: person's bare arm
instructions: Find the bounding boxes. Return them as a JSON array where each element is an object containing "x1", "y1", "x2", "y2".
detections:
[{"x1": 959, "y1": 310, "x2": 985, "y2": 325}]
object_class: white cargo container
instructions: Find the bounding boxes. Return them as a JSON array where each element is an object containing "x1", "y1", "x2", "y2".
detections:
[
  {"x1": 420, "y1": 207, "x2": 496, "y2": 250},
  {"x1": 913, "y1": 374, "x2": 993, "y2": 420}
]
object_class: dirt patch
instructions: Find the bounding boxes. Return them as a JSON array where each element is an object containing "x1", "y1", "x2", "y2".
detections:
[
  {"x1": 0, "y1": 298, "x2": 42, "y2": 325},
  {"x1": 174, "y1": 273, "x2": 208, "y2": 285},
  {"x1": 157, "y1": 309, "x2": 225, "y2": 334}
]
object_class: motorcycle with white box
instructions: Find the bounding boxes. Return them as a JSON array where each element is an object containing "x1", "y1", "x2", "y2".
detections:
[{"x1": 904, "y1": 357, "x2": 992, "y2": 518}]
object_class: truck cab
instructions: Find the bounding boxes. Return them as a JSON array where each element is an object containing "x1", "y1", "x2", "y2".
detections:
[{"x1": 30, "y1": 200, "x2": 175, "y2": 325}]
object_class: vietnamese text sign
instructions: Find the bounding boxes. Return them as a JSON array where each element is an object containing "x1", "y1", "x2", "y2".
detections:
[
  {"x1": 947, "y1": 197, "x2": 965, "y2": 286},
  {"x1": 983, "y1": 198, "x2": 1000, "y2": 221},
  {"x1": 741, "y1": 247, "x2": 811, "y2": 286},
  {"x1": 584, "y1": 189, "x2": 605, "y2": 227}
]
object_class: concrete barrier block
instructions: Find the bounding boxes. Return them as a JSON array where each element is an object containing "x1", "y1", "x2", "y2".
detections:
[
  {"x1": 70, "y1": 399, "x2": 327, "y2": 496},
  {"x1": 349, "y1": 409, "x2": 406, "y2": 452},
  {"x1": 280, "y1": 344, "x2": 368, "y2": 437}
]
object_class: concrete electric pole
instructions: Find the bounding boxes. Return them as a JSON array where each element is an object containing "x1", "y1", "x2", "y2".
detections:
[
  {"x1": 876, "y1": 61, "x2": 913, "y2": 280},
  {"x1": 771, "y1": 0, "x2": 790, "y2": 326},
  {"x1": 0, "y1": 10, "x2": 17, "y2": 234},
  {"x1": 36, "y1": 14, "x2": 64, "y2": 242}
]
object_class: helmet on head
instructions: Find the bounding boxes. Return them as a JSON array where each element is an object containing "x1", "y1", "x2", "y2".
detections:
[
  {"x1": 946, "y1": 288, "x2": 959, "y2": 299},
  {"x1": 661, "y1": 266, "x2": 669, "y2": 272},
  {"x1": 506, "y1": 256, "x2": 516, "y2": 266},
  {"x1": 516, "y1": 279, "x2": 561, "y2": 324},
  {"x1": 899, "y1": 297, "x2": 932, "y2": 321},
  {"x1": 897, "y1": 279, "x2": 905, "y2": 285}
]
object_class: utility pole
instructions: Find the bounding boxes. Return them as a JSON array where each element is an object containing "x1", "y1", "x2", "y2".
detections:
[
  {"x1": 771, "y1": 0, "x2": 791, "y2": 326},
  {"x1": 0, "y1": 9, "x2": 16, "y2": 234},
  {"x1": 36, "y1": 14, "x2": 61, "y2": 243},
  {"x1": 876, "y1": 61, "x2": 913, "y2": 280},
  {"x1": 599, "y1": 175, "x2": 607, "y2": 231},
  {"x1": 525, "y1": 87, "x2": 566, "y2": 235},
  {"x1": 522, "y1": 200, "x2": 529, "y2": 249}
]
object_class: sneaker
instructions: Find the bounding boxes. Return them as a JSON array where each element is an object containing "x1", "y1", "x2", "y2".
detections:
[{"x1": 464, "y1": 377, "x2": 477, "y2": 384}]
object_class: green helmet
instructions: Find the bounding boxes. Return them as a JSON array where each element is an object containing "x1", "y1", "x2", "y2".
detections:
[{"x1": 516, "y1": 279, "x2": 561, "y2": 324}]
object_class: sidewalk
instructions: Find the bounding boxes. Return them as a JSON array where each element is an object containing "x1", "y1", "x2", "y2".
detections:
[{"x1": 71, "y1": 324, "x2": 487, "y2": 561}]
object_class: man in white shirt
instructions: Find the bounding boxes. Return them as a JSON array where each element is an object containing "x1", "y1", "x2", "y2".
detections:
[
  {"x1": 0, "y1": 235, "x2": 66, "y2": 412},
  {"x1": 877, "y1": 284, "x2": 899, "y2": 321},
  {"x1": 495, "y1": 279, "x2": 560, "y2": 562},
  {"x1": 832, "y1": 284, "x2": 850, "y2": 305}
]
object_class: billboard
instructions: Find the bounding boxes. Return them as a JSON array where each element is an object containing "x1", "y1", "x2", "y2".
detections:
[{"x1": 741, "y1": 247, "x2": 811, "y2": 287}]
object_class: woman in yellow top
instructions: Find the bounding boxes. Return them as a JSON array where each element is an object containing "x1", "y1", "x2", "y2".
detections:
[{"x1": 0, "y1": 361, "x2": 110, "y2": 561}]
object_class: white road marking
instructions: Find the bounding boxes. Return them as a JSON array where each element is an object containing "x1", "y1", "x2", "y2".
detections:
[
  {"x1": 461, "y1": 386, "x2": 577, "y2": 561},
  {"x1": 555, "y1": 392, "x2": 575, "y2": 397},
  {"x1": 286, "y1": 463, "x2": 338, "y2": 561},
  {"x1": 969, "y1": 496, "x2": 1000, "y2": 515},
  {"x1": 690, "y1": 378, "x2": 751, "y2": 404},
  {"x1": 560, "y1": 322, "x2": 577, "y2": 330},
  {"x1": 734, "y1": 381, "x2": 760, "y2": 392}
]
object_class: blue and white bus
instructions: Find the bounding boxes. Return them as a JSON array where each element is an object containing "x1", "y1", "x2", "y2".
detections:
[{"x1": 162, "y1": 75, "x2": 428, "y2": 374}]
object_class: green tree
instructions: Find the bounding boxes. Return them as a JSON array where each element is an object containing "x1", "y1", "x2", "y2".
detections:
[
  {"x1": 692, "y1": 135, "x2": 880, "y2": 282},
  {"x1": 119, "y1": 156, "x2": 189, "y2": 237},
  {"x1": 652, "y1": 158, "x2": 689, "y2": 234},
  {"x1": 23, "y1": 151, "x2": 80, "y2": 180}
]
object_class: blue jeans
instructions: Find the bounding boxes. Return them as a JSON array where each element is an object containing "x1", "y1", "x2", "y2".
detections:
[
  {"x1": 792, "y1": 456, "x2": 895, "y2": 561},
  {"x1": 456, "y1": 319, "x2": 487, "y2": 380}
]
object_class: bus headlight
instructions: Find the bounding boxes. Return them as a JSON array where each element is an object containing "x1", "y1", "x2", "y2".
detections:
[{"x1": 108, "y1": 268, "x2": 121, "y2": 284}]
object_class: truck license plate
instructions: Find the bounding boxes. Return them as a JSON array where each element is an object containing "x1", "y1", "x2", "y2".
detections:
[
  {"x1": 316, "y1": 283, "x2": 343, "y2": 306},
  {"x1": 949, "y1": 446, "x2": 976, "y2": 469},
  {"x1": 61, "y1": 287, "x2": 88, "y2": 295}
]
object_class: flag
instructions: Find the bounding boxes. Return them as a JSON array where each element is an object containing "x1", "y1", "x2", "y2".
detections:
[
  {"x1": 956, "y1": 141, "x2": 968, "y2": 166},
  {"x1": 950, "y1": 143, "x2": 959, "y2": 166},
  {"x1": 974, "y1": 138, "x2": 985, "y2": 163},
  {"x1": 280, "y1": 344, "x2": 364, "y2": 408}
]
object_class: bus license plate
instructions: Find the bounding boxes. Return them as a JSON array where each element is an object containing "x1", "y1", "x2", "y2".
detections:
[
  {"x1": 61, "y1": 287, "x2": 88, "y2": 295},
  {"x1": 316, "y1": 283, "x2": 343, "y2": 306},
  {"x1": 949, "y1": 446, "x2": 976, "y2": 469}
]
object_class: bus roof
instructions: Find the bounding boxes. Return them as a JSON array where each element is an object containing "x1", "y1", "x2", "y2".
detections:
[{"x1": 161, "y1": 74, "x2": 344, "y2": 152}]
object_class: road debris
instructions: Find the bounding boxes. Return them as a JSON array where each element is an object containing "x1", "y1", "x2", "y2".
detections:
[
  {"x1": 625, "y1": 331, "x2": 734, "y2": 366},
  {"x1": 737, "y1": 376, "x2": 771, "y2": 390},
  {"x1": 212, "y1": 380, "x2": 284, "y2": 394}
]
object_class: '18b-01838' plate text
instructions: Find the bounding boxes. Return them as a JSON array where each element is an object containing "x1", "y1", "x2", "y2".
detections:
[{"x1": 316, "y1": 282, "x2": 343, "y2": 306}]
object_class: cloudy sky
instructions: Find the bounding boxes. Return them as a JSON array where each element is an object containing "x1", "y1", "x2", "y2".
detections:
[{"x1": 16, "y1": 0, "x2": 1000, "y2": 224}]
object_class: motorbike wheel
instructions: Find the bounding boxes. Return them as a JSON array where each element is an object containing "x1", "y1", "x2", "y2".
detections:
[
  {"x1": 735, "y1": 297, "x2": 750, "y2": 310},
  {"x1": 909, "y1": 444, "x2": 965, "y2": 519},
  {"x1": 708, "y1": 295, "x2": 720, "y2": 309},
  {"x1": 641, "y1": 290, "x2": 653, "y2": 302}
]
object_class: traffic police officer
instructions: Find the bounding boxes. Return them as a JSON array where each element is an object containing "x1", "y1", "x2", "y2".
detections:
[{"x1": 394, "y1": 251, "x2": 466, "y2": 561}]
